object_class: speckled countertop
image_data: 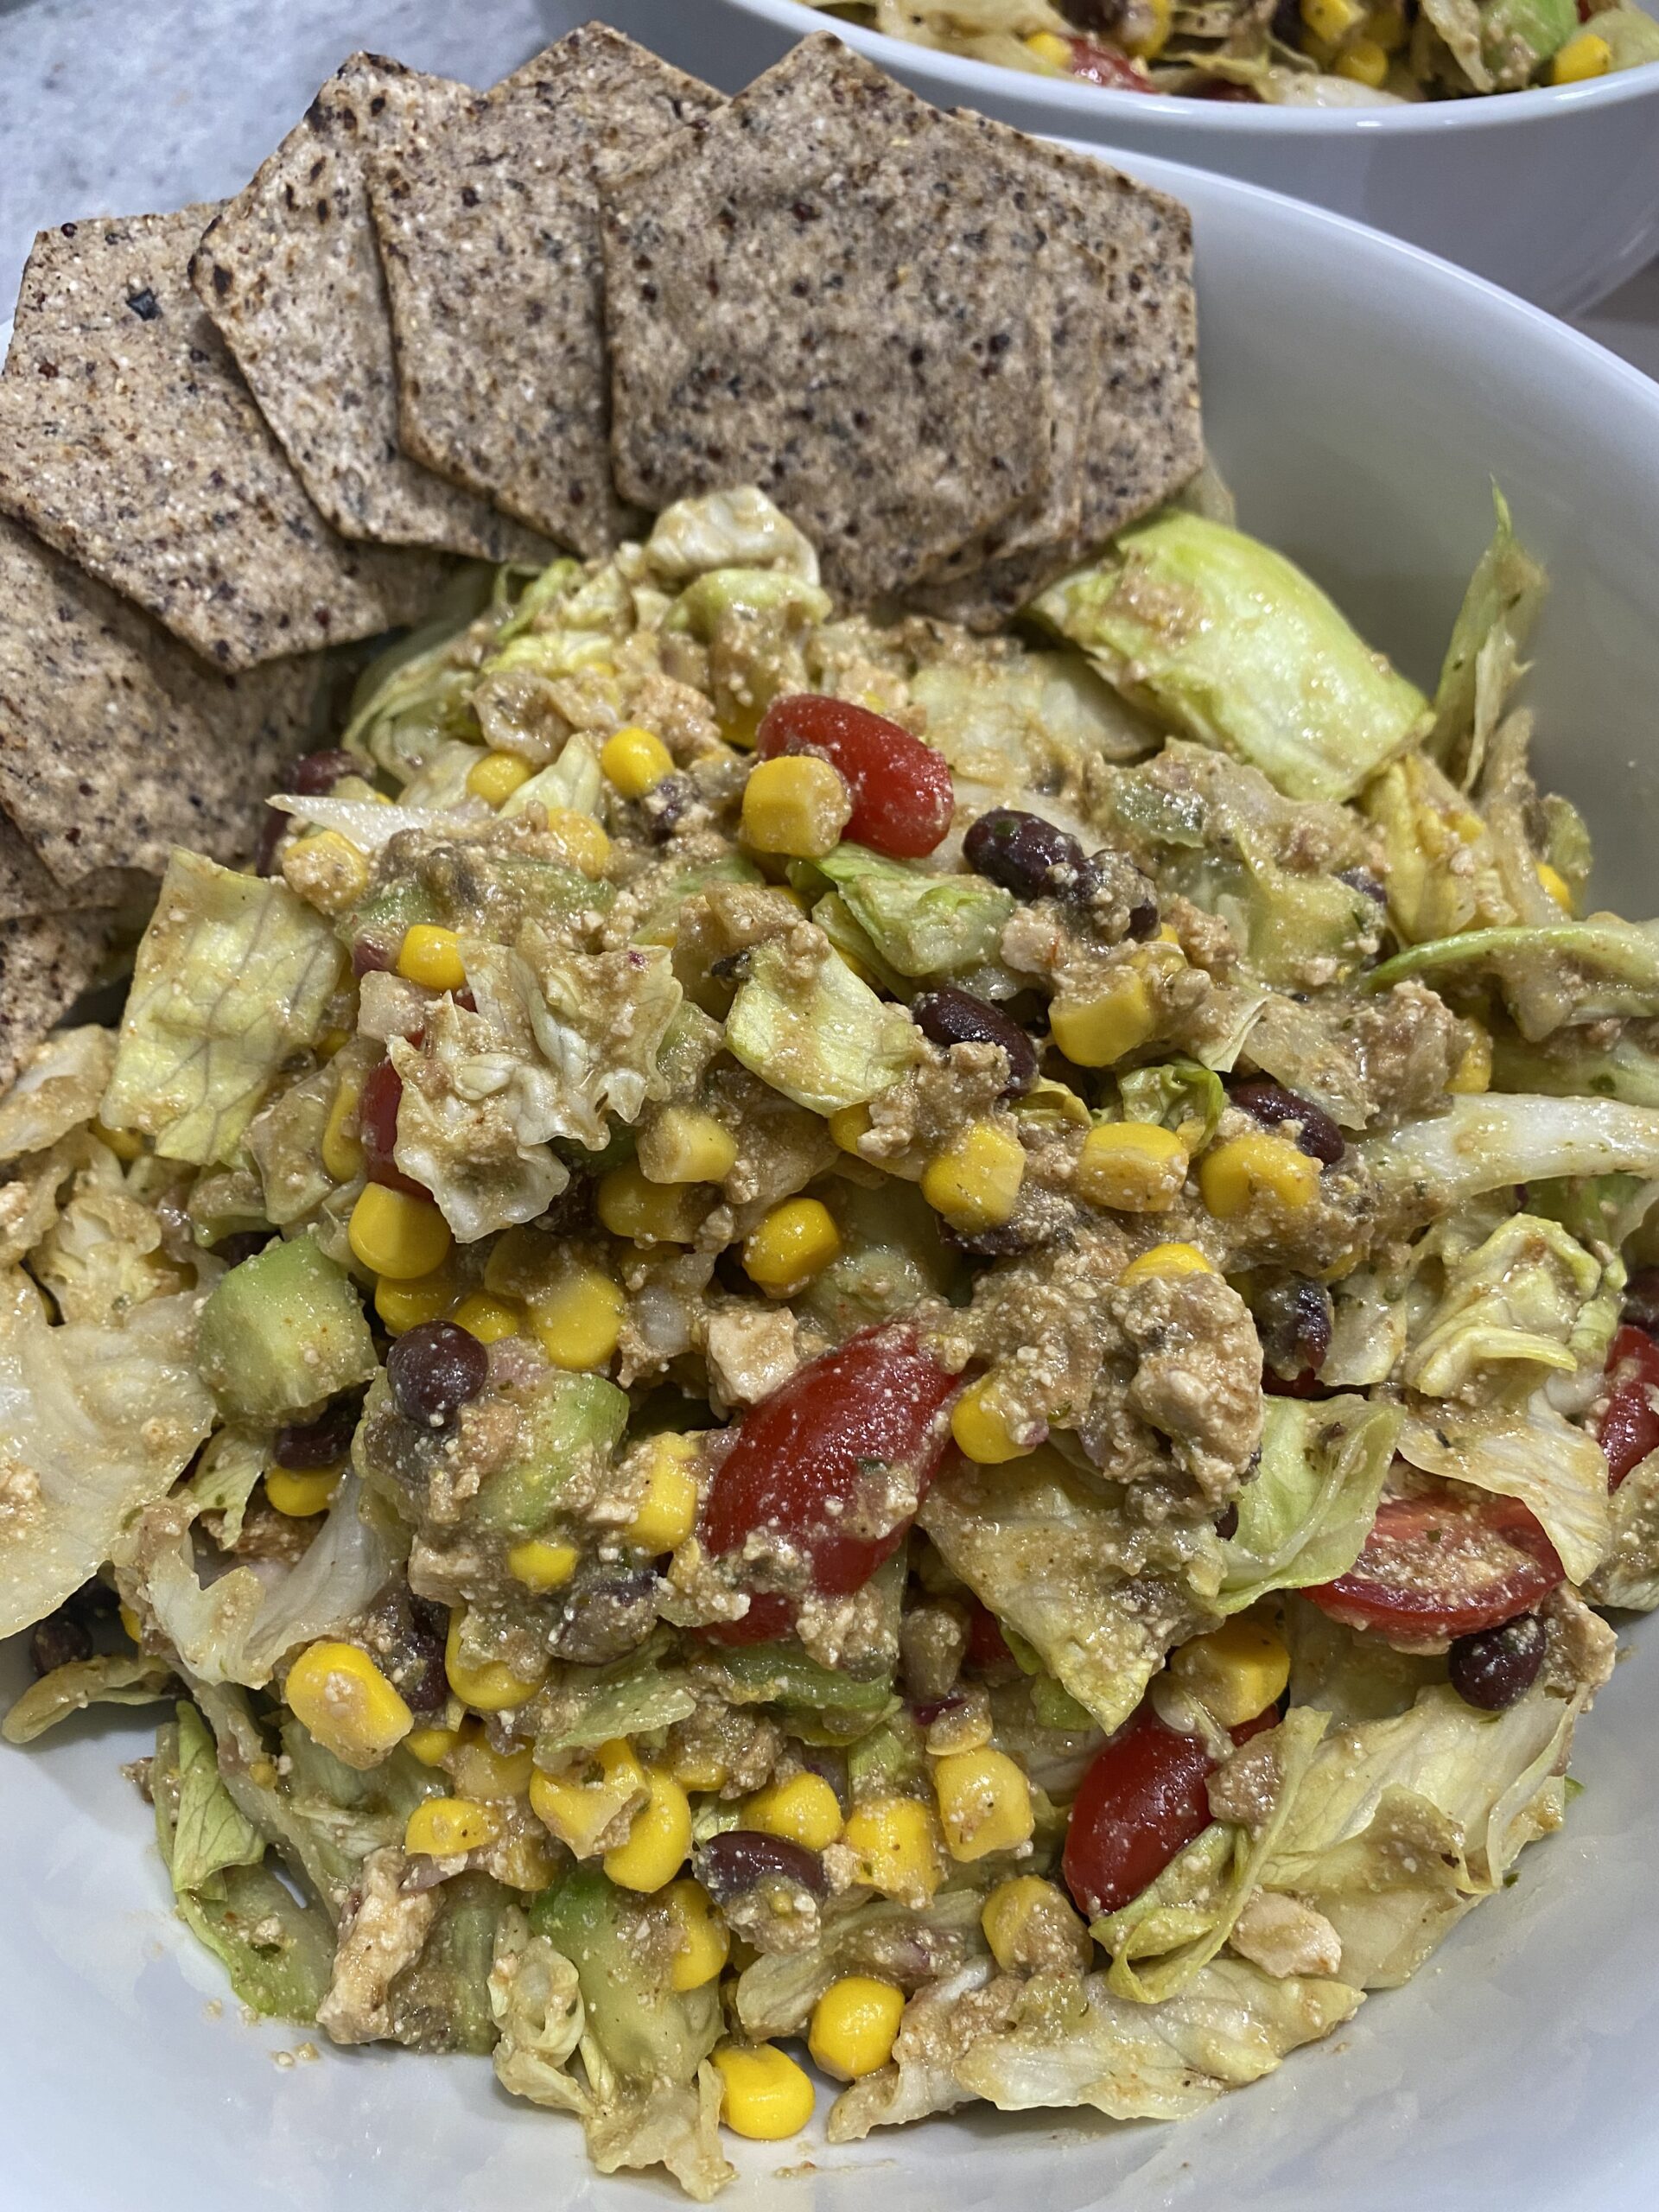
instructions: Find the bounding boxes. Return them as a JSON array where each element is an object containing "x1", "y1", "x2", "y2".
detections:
[{"x1": 1, "y1": 0, "x2": 1654, "y2": 372}]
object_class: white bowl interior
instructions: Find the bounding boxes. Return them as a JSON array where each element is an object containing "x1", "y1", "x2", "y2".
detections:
[{"x1": 3, "y1": 148, "x2": 1659, "y2": 2212}]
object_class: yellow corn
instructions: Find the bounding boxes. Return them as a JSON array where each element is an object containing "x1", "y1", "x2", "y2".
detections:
[
  {"x1": 1075, "y1": 1120, "x2": 1189, "y2": 1213},
  {"x1": 809, "y1": 1974, "x2": 906, "y2": 2082},
  {"x1": 741, "y1": 754, "x2": 852, "y2": 859},
  {"x1": 713, "y1": 2043, "x2": 816, "y2": 2141},
  {"x1": 264, "y1": 1465, "x2": 340, "y2": 1517},
  {"x1": 282, "y1": 829, "x2": 371, "y2": 916},
  {"x1": 603, "y1": 1768, "x2": 693, "y2": 1892},
  {"x1": 1367, "y1": 1, "x2": 1408, "y2": 48},
  {"x1": 118, "y1": 1602, "x2": 143, "y2": 1645},
  {"x1": 1447, "y1": 1023, "x2": 1493, "y2": 1096},
  {"x1": 506, "y1": 1537, "x2": 582, "y2": 1592},
  {"x1": 828, "y1": 1103, "x2": 873, "y2": 1155},
  {"x1": 452, "y1": 1291, "x2": 523, "y2": 1344},
  {"x1": 981, "y1": 1875, "x2": 1088, "y2": 1974},
  {"x1": 544, "y1": 808, "x2": 612, "y2": 879},
  {"x1": 1536, "y1": 861, "x2": 1575, "y2": 912},
  {"x1": 1168, "y1": 1616, "x2": 1290, "y2": 1729},
  {"x1": 742, "y1": 1196, "x2": 842, "y2": 1296},
  {"x1": 1301, "y1": 0, "x2": 1364, "y2": 40},
  {"x1": 1124, "y1": 0, "x2": 1172, "y2": 59},
  {"x1": 1049, "y1": 970, "x2": 1157, "y2": 1070},
  {"x1": 640, "y1": 1105, "x2": 738, "y2": 1186},
  {"x1": 933, "y1": 1748, "x2": 1034, "y2": 1863},
  {"x1": 93, "y1": 1120, "x2": 146, "y2": 1162},
  {"x1": 444, "y1": 1612, "x2": 549, "y2": 1713},
  {"x1": 373, "y1": 1264, "x2": 457, "y2": 1333},
  {"x1": 624, "y1": 1433, "x2": 701, "y2": 1554},
  {"x1": 950, "y1": 1376, "x2": 1036, "y2": 1466},
  {"x1": 530, "y1": 1265, "x2": 626, "y2": 1370},
  {"x1": 1120, "y1": 1241, "x2": 1215, "y2": 1287},
  {"x1": 1198, "y1": 1132, "x2": 1321, "y2": 1218},
  {"x1": 920, "y1": 1119, "x2": 1026, "y2": 1234},
  {"x1": 1334, "y1": 34, "x2": 1389, "y2": 82},
  {"x1": 321, "y1": 1066, "x2": 365, "y2": 1184},
  {"x1": 601, "y1": 725, "x2": 675, "y2": 798},
  {"x1": 661, "y1": 1878, "x2": 731, "y2": 1992},
  {"x1": 349, "y1": 1184, "x2": 453, "y2": 1280},
  {"x1": 467, "y1": 749, "x2": 535, "y2": 807},
  {"x1": 597, "y1": 1162, "x2": 706, "y2": 1244},
  {"x1": 405, "y1": 1725, "x2": 461, "y2": 1768},
  {"x1": 448, "y1": 1733, "x2": 535, "y2": 1801},
  {"x1": 530, "y1": 1737, "x2": 646, "y2": 1858},
  {"x1": 284, "y1": 1640, "x2": 413, "y2": 1770},
  {"x1": 1552, "y1": 29, "x2": 1612, "y2": 82},
  {"x1": 404, "y1": 1796, "x2": 502, "y2": 1858},
  {"x1": 842, "y1": 1795, "x2": 946, "y2": 1905},
  {"x1": 493, "y1": 1827, "x2": 560, "y2": 1894},
  {"x1": 670, "y1": 1744, "x2": 731, "y2": 1793},
  {"x1": 742, "y1": 1772, "x2": 844, "y2": 1853},
  {"x1": 397, "y1": 923, "x2": 467, "y2": 994},
  {"x1": 1023, "y1": 30, "x2": 1073, "y2": 65}
]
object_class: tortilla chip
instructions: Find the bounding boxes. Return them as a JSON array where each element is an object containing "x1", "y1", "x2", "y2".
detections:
[
  {"x1": 601, "y1": 37, "x2": 1059, "y2": 608},
  {"x1": 0, "y1": 208, "x2": 450, "y2": 669},
  {"x1": 366, "y1": 26, "x2": 720, "y2": 556},
  {"x1": 0, "y1": 813, "x2": 65, "y2": 924},
  {"x1": 0, "y1": 516, "x2": 320, "y2": 894},
  {"x1": 0, "y1": 909, "x2": 117, "y2": 1096},
  {"x1": 190, "y1": 55, "x2": 551, "y2": 563}
]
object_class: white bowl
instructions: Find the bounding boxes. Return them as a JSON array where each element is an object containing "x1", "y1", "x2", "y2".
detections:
[
  {"x1": 5, "y1": 145, "x2": 1659, "y2": 2212},
  {"x1": 658, "y1": 0, "x2": 1659, "y2": 312}
]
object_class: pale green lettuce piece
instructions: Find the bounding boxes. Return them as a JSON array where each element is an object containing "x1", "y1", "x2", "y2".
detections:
[
  {"x1": 27, "y1": 1142, "x2": 178, "y2": 1326},
  {"x1": 102, "y1": 851, "x2": 340, "y2": 1166},
  {"x1": 910, "y1": 653, "x2": 1157, "y2": 794},
  {"x1": 664, "y1": 566, "x2": 831, "y2": 639},
  {"x1": 1586, "y1": 1447, "x2": 1659, "y2": 1610},
  {"x1": 170, "y1": 1697, "x2": 266, "y2": 1891},
  {"x1": 1363, "y1": 1093, "x2": 1659, "y2": 1221},
  {"x1": 1366, "y1": 917, "x2": 1659, "y2": 1039},
  {"x1": 533, "y1": 1630, "x2": 697, "y2": 1758},
  {"x1": 0, "y1": 1025, "x2": 114, "y2": 1160},
  {"x1": 1219, "y1": 1395, "x2": 1401, "y2": 1614},
  {"x1": 1398, "y1": 1394, "x2": 1611, "y2": 1585},
  {"x1": 1034, "y1": 513, "x2": 1430, "y2": 804},
  {"x1": 1118, "y1": 1058, "x2": 1225, "y2": 1152},
  {"x1": 1431, "y1": 491, "x2": 1548, "y2": 770},
  {"x1": 816, "y1": 845, "x2": 1013, "y2": 979},
  {"x1": 1492, "y1": 1027, "x2": 1659, "y2": 1109},
  {"x1": 726, "y1": 938, "x2": 921, "y2": 1114},
  {"x1": 3, "y1": 1652, "x2": 176, "y2": 1745},
  {"x1": 501, "y1": 733, "x2": 605, "y2": 823},
  {"x1": 644, "y1": 486, "x2": 820, "y2": 587},
  {"x1": 735, "y1": 1889, "x2": 989, "y2": 2043},
  {"x1": 340, "y1": 563, "x2": 499, "y2": 776},
  {"x1": 1595, "y1": 6, "x2": 1659, "y2": 65},
  {"x1": 1401, "y1": 1212, "x2": 1611, "y2": 1399}
]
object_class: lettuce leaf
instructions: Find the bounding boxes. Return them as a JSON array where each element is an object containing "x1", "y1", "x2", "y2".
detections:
[
  {"x1": 533, "y1": 1630, "x2": 697, "y2": 1757},
  {"x1": 1219, "y1": 1395, "x2": 1401, "y2": 1614},
  {"x1": 1363, "y1": 1093, "x2": 1659, "y2": 1221},
  {"x1": 2, "y1": 1651, "x2": 176, "y2": 1745},
  {"x1": 101, "y1": 851, "x2": 340, "y2": 1166},
  {"x1": 1366, "y1": 918, "x2": 1659, "y2": 1039},
  {"x1": 500, "y1": 733, "x2": 605, "y2": 824},
  {"x1": 815, "y1": 845, "x2": 1014, "y2": 979},
  {"x1": 1429, "y1": 486, "x2": 1548, "y2": 774},
  {"x1": 26, "y1": 1142, "x2": 179, "y2": 1326},
  {"x1": 1117, "y1": 1058, "x2": 1225, "y2": 1153},
  {"x1": 1400, "y1": 1212, "x2": 1611, "y2": 1400},
  {"x1": 726, "y1": 937, "x2": 921, "y2": 1115},
  {"x1": 645, "y1": 486, "x2": 820, "y2": 587},
  {"x1": 169, "y1": 1697, "x2": 267, "y2": 1891},
  {"x1": 1586, "y1": 1447, "x2": 1659, "y2": 1610},
  {"x1": 734, "y1": 1888, "x2": 988, "y2": 2042},
  {"x1": 0, "y1": 1025, "x2": 114, "y2": 1160},
  {"x1": 1398, "y1": 1395, "x2": 1611, "y2": 1585}
]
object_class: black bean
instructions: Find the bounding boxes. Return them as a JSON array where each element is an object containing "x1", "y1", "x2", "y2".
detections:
[
  {"x1": 1447, "y1": 1613, "x2": 1548, "y2": 1711},
  {"x1": 1229, "y1": 1077, "x2": 1346, "y2": 1165},
  {"x1": 1338, "y1": 865, "x2": 1389, "y2": 908},
  {"x1": 29, "y1": 1610, "x2": 94, "y2": 1676},
  {"x1": 400, "y1": 1597, "x2": 451, "y2": 1713},
  {"x1": 963, "y1": 808, "x2": 1099, "y2": 905},
  {"x1": 386, "y1": 1320, "x2": 489, "y2": 1430},
  {"x1": 551, "y1": 1573, "x2": 659, "y2": 1665},
  {"x1": 213, "y1": 1230, "x2": 275, "y2": 1268},
  {"x1": 696, "y1": 1828, "x2": 827, "y2": 1902},
  {"x1": 255, "y1": 804, "x2": 288, "y2": 878},
  {"x1": 1622, "y1": 1267, "x2": 1659, "y2": 1338},
  {"x1": 1214, "y1": 1503, "x2": 1240, "y2": 1541},
  {"x1": 1060, "y1": 0, "x2": 1127, "y2": 28},
  {"x1": 1270, "y1": 0, "x2": 1304, "y2": 41},
  {"x1": 1254, "y1": 1274, "x2": 1334, "y2": 1380},
  {"x1": 273, "y1": 1392, "x2": 363, "y2": 1468},
  {"x1": 1125, "y1": 886, "x2": 1161, "y2": 940},
  {"x1": 912, "y1": 986, "x2": 1038, "y2": 1094},
  {"x1": 290, "y1": 747, "x2": 360, "y2": 796},
  {"x1": 645, "y1": 774, "x2": 693, "y2": 842}
]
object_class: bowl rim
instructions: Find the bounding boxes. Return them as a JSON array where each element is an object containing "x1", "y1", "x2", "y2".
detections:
[{"x1": 717, "y1": 0, "x2": 1659, "y2": 133}]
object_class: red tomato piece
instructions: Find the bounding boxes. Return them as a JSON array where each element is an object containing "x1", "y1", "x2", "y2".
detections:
[
  {"x1": 1062, "y1": 1707, "x2": 1216, "y2": 1918},
  {"x1": 963, "y1": 1599, "x2": 1016, "y2": 1675},
  {"x1": 1068, "y1": 38, "x2": 1157, "y2": 91},
  {"x1": 1306, "y1": 1491, "x2": 1563, "y2": 1643},
  {"x1": 1229, "y1": 1705, "x2": 1281, "y2": 1746},
  {"x1": 358, "y1": 1058, "x2": 429, "y2": 1200},
  {"x1": 698, "y1": 1325, "x2": 957, "y2": 1644},
  {"x1": 1595, "y1": 1323, "x2": 1659, "y2": 1490},
  {"x1": 755, "y1": 695, "x2": 953, "y2": 858}
]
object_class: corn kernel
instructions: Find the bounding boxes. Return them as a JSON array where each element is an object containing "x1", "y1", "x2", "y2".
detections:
[
  {"x1": 741, "y1": 754, "x2": 852, "y2": 859},
  {"x1": 544, "y1": 808, "x2": 612, "y2": 879},
  {"x1": 467, "y1": 749, "x2": 535, "y2": 806},
  {"x1": 405, "y1": 1725, "x2": 461, "y2": 1768},
  {"x1": 1124, "y1": 0, "x2": 1171, "y2": 59},
  {"x1": 597, "y1": 1163, "x2": 707, "y2": 1244},
  {"x1": 809, "y1": 1975, "x2": 906, "y2": 2081},
  {"x1": 1551, "y1": 29, "x2": 1612, "y2": 82},
  {"x1": 920, "y1": 1119, "x2": 1026, "y2": 1234},
  {"x1": 714, "y1": 2042, "x2": 815, "y2": 2140},
  {"x1": 444, "y1": 1612, "x2": 549, "y2": 1713},
  {"x1": 662, "y1": 1878, "x2": 731, "y2": 1992},
  {"x1": 530, "y1": 1738, "x2": 646, "y2": 1858},
  {"x1": 624, "y1": 1433, "x2": 701, "y2": 1554},
  {"x1": 264, "y1": 1465, "x2": 340, "y2": 1517},
  {"x1": 842, "y1": 1795, "x2": 946, "y2": 1905},
  {"x1": 671, "y1": 1745, "x2": 731, "y2": 1792},
  {"x1": 506, "y1": 1537, "x2": 582, "y2": 1592},
  {"x1": 452, "y1": 1291, "x2": 523, "y2": 1344},
  {"x1": 282, "y1": 829, "x2": 371, "y2": 916},
  {"x1": 1023, "y1": 29, "x2": 1073, "y2": 65},
  {"x1": 639, "y1": 1105, "x2": 738, "y2": 1186},
  {"x1": 317, "y1": 1026, "x2": 352, "y2": 1061},
  {"x1": 742, "y1": 1772, "x2": 844, "y2": 1853},
  {"x1": 1333, "y1": 33, "x2": 1388, "y2": 81},
  {"x1": 1536, "y1": 861, "x2": 1574, "y2": 912},
  {"x1": 933, "y1": 1748, "x2": 1034, "y2": 1863},
  {"x1": 828, "y1": 1103, "x2": 873, "y2": 1155},
  {"x1": 604, "y1": 1767, "x2": 693, "y2": 1892},
  {"x1": 448, "y1": 1732, "x2": 535, "y2": 1801},
  {"x1": 397, "y1": 923, "x2": 467, "y2": 994},
  {"x1": 285, "y1": 1640, "x2": 413, "y2": 1770},
  {"x1": 1120, "y1": 1241, "x2": 1215, "y2": 1287},
  {"x1": 1075, "y1": 1120, "x2": 1189, "y2": 1213},
  {"x1": 601, "y1": 725, "x2": 675, "y2": 798},
  {"x1": 494, "y1": 1827, "x2": 560, "y2": 1894},
  {"x1": 1049, "y1": 970, "x2": 1157, "y2": 1069},
  {"x1": 530, "y1": 1264, "x2": 626, "y2": 1369},
  {"x1": 1169, "y1": 1616, "x2": 1290, "y2": 1729},
  {"x1": 980, "y1": 1875, "x2": 1087, "y2": 1974},
  {"x1": 373, "y1": 1264, "x2": 457, "y2": 1333},
  {"x1": 1198, "y1": 1132, "x2": 1320, "y2": 1218},
  {"x1": 1367, "y1": 1, "x2": 1408, "y2": 48},
  {"x1": 1301, "y1": 0, "x2": 1364, "y2": 40},
  {"x1": 950, "y1": 1376, "x2": 1037, "y2": 1466},
  {"x1": 321, "y1": 1066, "x2": 365, "y2": 1185},
  {"x1": 118, "y1": 1602, "x2": 143, "y2": 1644},
  {"x1": 349, "y1": 1184, "x2": 452, "y2": 1280},
  {"x1": 404, "y1": 1796, "x2": 502, "y2": 1858},
  {"x1": 1447, "y1": 1023, "x2": 1493, "y2": 1096},
  {"x1": 743, "y1": 1196, "x2": 842, "y2": 1296}
]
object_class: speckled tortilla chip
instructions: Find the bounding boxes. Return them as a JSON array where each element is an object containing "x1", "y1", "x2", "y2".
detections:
[
  {"x1": 0, "y1": 908, "x2": 118, "y2": 1095},
  {"x1": 0, "y1": 516, "x2": 320, "y2": 894},
  {"x1": 0, "y1": 813, "x2": 65, "y2": 924},
  {"x1": 189, "y1": 55, "x2": 550, "y2": 563},
  {"x1": 0, "y1": 208, "x2": 450, "y2": 669},
  {"x1": 366, "y1": 25, "x2": 719, "y2": 556},
  {"x1": 601, "y1": 37, "x2": 1058, "y2": 608}
]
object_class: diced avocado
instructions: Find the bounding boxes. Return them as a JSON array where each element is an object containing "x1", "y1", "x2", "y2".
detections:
[
  {"x1": 847, "y1": 1712, "x2": 925, "y2": 1799},
  {"x1": 815, "y1": 845, "x2": 1014, "y2": 980},
  {"x1": 386, "y1": 1872, "x2": 505, "y2": 2056},
  {"x1": 655, "y1": 1001, "x2": 726, "y2": 1097},
  {"x1": 474, "y1": 1371, "x2": 630, "y2": 1535},
  {"x1": 712, "y1": 1643, "x2": 895, "y2": 1713},
  {"x1": 531, "y1": 1866, "x2": 719, "y2": 2082},
  {"x1": 342, "y1": 874, "x2": 441, "y2": 953},
  {"x1": 1481, "y1": 0, "x2": 1576, "y2": 83},
  {"x1": 634, "y1": 856, "x2": 765, "y2": 950},
  {"x1": 195, "y1": 1236, "x2": 377, "y2": 1421},
  {"x1": 664, "y1": 566, "x2": 833, "y2": 639},
  {"x1": 726, "y1": 938, "x2": 920, "y2": 1115}
]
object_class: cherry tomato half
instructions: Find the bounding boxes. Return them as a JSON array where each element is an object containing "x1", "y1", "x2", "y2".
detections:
[
  {"x1": 1306, "y1": 1491, "x2": 1563, "y2": 1643},
  {"x1": 1067, "y1": 38, "x2": 1158, "y2": 92},
  {"x1": 755, "y1": 695, "x2": 953, "y2": 859},
  {"x1": 359, "y1": 1058, "x2": 429, "y2": 1200},
  {"x1": 1063, "y1": 1707, "x2": 1215, "y2": 1918},
  {"x1": 698, "y1": 1324, "x2": 957, "y2": 1644},
  {"x1": 963, "y1": 1598, "x2": 1016, "y2": 1676},
  {"x1": 1595, "y1": 1323, "x2": 1659, "y2": 1490}
]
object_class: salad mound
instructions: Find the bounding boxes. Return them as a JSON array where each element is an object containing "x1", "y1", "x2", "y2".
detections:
[{"x1": 3, "y1": 477, "x2": 1656, "y2": 2193}]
